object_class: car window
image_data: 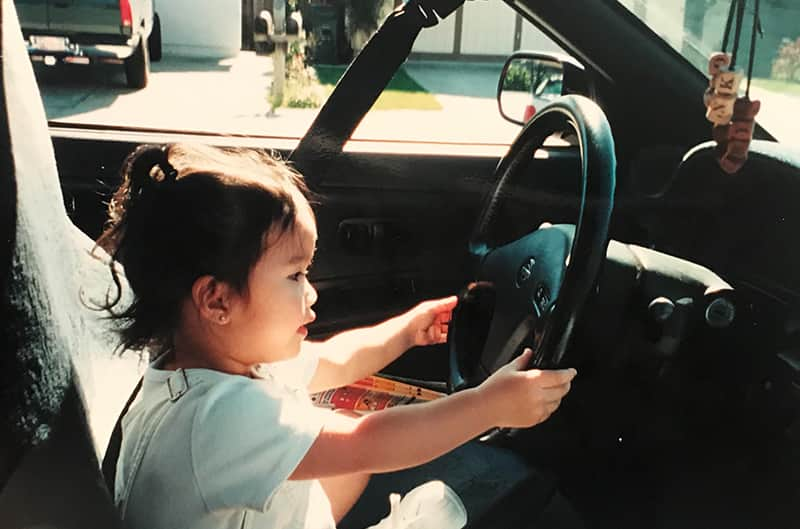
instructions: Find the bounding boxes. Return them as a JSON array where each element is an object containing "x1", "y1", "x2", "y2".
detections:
[
  {"x1": 616, "y1": 0, "x2": 800, "y2": 147},
  {"x1": 26, "y1": 0, "x2": 574, "y2": 146}
]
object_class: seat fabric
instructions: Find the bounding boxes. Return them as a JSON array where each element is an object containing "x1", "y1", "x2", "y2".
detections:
[{"x1": 0, "y1": 1, "x2": 138, "y2": 526}]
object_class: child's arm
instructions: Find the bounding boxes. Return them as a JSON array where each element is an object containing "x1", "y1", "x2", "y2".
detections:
[
  {"x1": 291, "y1": 349, "x2": 577, "y2": 479},
  {"x1": 306, "y1": 296, "x2": 458, "y2": 392}
]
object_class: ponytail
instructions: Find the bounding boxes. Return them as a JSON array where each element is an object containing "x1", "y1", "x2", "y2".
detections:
[{"x1": 105, "y1": 144, "x2": 177, "y2": 229}]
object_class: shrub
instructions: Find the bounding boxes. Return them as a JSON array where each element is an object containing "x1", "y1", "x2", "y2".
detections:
[
  {"x1": 285, "y1": 40, "x2": 324, "y2": 108},
  {"x1": 504, "y1": 62, "x2": 533, "y2": 91},
  {"x1": 270, "y1": 39, "x2": 325, "y2": 110},
  {"x1": 285, "y1": 73, "x2": 324, "y2": 108},
  {"x1": 771, "y1": 37, "x2": 800, "y2": 82},
  {"x1": 503, "y1": 61, "x2": 559, "y2": 92}
]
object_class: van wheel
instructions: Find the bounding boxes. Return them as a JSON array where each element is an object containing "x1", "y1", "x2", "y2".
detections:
[
  {"x1": 149, "y1": 13, "x2": 162, "y2": 62},
  {"x1": 125, "y1": 37, "x2": 150, "y2": 89}
]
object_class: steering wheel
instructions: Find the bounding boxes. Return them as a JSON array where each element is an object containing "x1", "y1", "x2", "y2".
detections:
[{"x1": 448, "y1": 95, "x2": 616, "y2": 391}]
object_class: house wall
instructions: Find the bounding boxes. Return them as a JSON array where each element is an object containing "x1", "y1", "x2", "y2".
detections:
[
  {"x1": 413, "y1": 10, "x2": 457, "y2": 53},
  {"x1": 459, "y1": 0, "x2": 517, "y2": 55},
  {"x1": 409, "y1": 0, "x2": 566, "y2": 59},
  {"x1": 159, "y1": 0, "x2": 242, "y2": 58}
]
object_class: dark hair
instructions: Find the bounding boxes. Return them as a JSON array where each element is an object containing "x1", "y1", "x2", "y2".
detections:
[{"x1": 95, "y1": 143, "x2": 312, "y2": 355}]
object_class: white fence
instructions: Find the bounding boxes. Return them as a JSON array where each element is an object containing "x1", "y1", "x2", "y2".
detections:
[{"x1": 160, "y1": 0, "x2": 242, "y2": 58}]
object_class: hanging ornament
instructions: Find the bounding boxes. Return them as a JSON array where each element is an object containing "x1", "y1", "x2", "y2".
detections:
[
  {"x1": 704, "y1": 52, "x2": 731, "y2": 106},
  {"x1": 703, "y1": 0, "x2": 763, "y2": 174},
  {"x1": 720, "y1": 97, "x2": 761, "y2": 173},
  {"x1": 705, "y1": 65, "x2": 741, "y2": 126}
]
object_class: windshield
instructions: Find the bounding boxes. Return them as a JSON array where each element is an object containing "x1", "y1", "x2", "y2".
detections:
[{"x1": 617, "y1": 0, "x2": 800, "y2": 147}]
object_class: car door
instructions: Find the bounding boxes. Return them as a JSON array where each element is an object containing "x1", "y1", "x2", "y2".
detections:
[
  {"x1": 51, "y1": 133, "x2": 581, "y2": 384},
  {"x1": 14, "y1": 0, "x2": 49, "y2": 31}
]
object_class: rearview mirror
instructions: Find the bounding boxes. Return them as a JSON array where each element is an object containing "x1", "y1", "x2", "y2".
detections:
[{"x1": 497, "y1": 52, "x2": 586, "y2": 125}]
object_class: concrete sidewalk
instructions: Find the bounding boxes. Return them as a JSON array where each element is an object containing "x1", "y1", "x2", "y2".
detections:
[
  {"x1": 34, "y1": 51, "x2": 520, "y2": 144},
  {"x1": 37, "y1": 52, "x2": 278, "y2": 132}
]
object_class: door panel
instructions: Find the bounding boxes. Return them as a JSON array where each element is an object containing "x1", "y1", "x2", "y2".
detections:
[{"x1": 52, "y1": 133, "x2": 581, "y2": 380}]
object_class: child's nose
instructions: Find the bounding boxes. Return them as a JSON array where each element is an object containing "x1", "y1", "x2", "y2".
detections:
[{"x1": 306, "y1": 278, "x2": 318, "y2": 306}]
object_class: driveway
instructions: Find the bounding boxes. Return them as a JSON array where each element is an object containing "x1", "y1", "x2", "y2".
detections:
[
  {"x1": 33, "y1": 52, "x2": 799, "y2": 148},
  {"x1": 36, "y1": 52, "x2": 278, "y2": 133},
  {"x1": 34, "y1": 52, "x2": 520, "y2": 145}
]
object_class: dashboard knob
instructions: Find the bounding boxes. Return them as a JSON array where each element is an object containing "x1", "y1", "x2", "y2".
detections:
[
  {"x1": 705, "y1": 297, "x2": 736, "y2": 328},
  {"x1": 648, "y1": 296, "x2": 675, "y2": 322}
]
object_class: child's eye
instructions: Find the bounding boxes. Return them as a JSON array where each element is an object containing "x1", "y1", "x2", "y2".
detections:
[{"x1": 289, "y1": 270, "x2": 309, "y2": 281}]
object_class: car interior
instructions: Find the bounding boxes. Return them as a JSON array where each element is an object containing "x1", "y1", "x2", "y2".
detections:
[{"x1": 1, "y1": 0, "x2": 798, "y2": 528}]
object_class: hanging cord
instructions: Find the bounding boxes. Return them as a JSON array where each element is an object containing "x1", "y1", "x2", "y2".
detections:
[
  {"x1": 729, "y1": 0, "x2": 747, "y2": 69},
  {"x1": 745, "y1": 0, "x2": 763, "y2": 97},
  {"x1": 721, "y1": 0, "x2": 738, "y2": 53}
]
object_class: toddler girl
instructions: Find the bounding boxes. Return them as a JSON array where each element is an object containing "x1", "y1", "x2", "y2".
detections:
[{"x1": 97, "y1": 143, "x2": 576, "y2": 529}]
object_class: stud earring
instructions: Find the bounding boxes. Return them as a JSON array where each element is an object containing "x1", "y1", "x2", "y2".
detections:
[{"x1": 218, "y1": 314, "x2": 228, "y2": 324}]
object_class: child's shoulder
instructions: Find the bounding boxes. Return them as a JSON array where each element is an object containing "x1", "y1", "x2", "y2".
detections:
[
  {"x1": 186, "y1": 370, "x2": 327, "y2": 459},
  {"x1": 191, "y1": 369, "x2": 293, "y2": 410},
  {"x1": 187, "y1": 369, "x2": 308, "y2": 426},
  {"x1": 139, "y1": 367, "x2": 293, "y2": 423}
]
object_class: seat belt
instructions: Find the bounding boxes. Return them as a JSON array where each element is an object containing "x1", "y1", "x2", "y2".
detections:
[
  {"x1": 101, "y1": 377, "x2": 144, "y2": 497},
  {"x1": 290, "y1": 0, "x2": 464, "y2": 177}
]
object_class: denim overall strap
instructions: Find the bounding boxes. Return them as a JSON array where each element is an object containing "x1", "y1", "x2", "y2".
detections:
[{"x1": 102, "y1": 376, "x2": 143, "y2": 494}]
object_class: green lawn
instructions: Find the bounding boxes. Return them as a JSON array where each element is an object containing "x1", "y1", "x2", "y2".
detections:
[
  {"x1": 751, "y1": 78, "x2": 800, "y2": 96},
  {"x1": 313, "y1": 64, "x2": 442, "y2": 110}
]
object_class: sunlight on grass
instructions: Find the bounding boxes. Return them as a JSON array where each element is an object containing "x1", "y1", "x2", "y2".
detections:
[
  {"x1": 315, "y1": 64, "x2": 442, "y2": 111},
  {"x1": 752, "y1": 78, "x2": 800, "y2": 96}
]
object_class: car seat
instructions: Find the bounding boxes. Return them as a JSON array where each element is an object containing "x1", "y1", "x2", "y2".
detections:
[{"x1": 0, "y1": 1, "x2": 140, "y2": 526}]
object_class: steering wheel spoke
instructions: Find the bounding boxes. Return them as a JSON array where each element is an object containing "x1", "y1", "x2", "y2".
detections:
[{"x1": 476, "y1": 225, "x2": 575, "y2": 372}]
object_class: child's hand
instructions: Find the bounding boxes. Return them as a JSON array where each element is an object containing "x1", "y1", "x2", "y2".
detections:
[
  {"x1": 478, "y1": 348, "x2": 576, "y2": 428},
  {"x1": 403, "y1": 296, "x2": 459, "y2": 348}
]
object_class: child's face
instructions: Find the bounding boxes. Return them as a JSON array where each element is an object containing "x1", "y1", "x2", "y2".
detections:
[{"x1": 225, "y1": 202, "x2": 318, "y2": 366}]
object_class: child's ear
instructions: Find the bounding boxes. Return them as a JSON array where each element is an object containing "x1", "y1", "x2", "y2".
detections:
[{"x1": 191, "y1": 275, "x2": 234, "y2": 325}]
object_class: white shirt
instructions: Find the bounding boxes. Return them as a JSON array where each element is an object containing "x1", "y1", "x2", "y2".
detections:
[{"x1": 115, "y1": 350, "x2": 336, "y2": 529}]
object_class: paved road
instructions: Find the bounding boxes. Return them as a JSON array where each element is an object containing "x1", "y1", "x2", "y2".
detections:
[
  {"x1": 37, "y1": 52, "x2": 281, "y2": 133},
  {"x1": 34, "y1": 52, "x2": 521, "y2": 145}
]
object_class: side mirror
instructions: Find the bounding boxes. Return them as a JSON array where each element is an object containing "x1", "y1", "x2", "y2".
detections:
[{"x1": 497, "y1": 51, "x2": 586, "y2": 125}]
